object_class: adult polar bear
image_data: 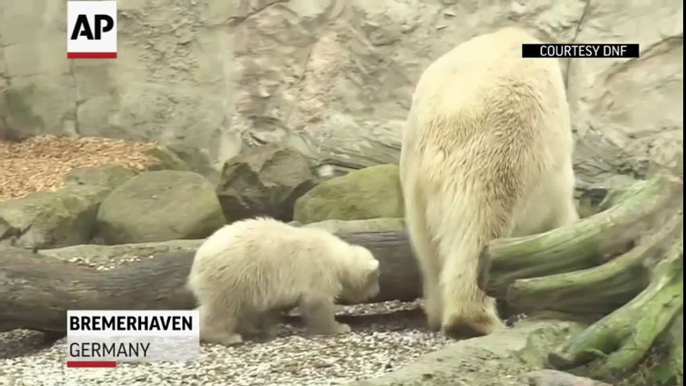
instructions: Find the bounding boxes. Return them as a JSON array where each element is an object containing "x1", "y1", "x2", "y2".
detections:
[{"x1": 399, "y1": 27, "x2": 579, "y2": 338}]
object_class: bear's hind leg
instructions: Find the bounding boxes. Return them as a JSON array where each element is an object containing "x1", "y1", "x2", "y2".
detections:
[
  {"x1": 547, "y1": 194, "x2": 579, "y2": 229},
  {"x1": 404, "y1": 189, "x2": 443, "y2": 331},
  {"x1": 435, "y1": 202, "x2": 507, "y2": 339},
  {"x1": 512, "y1": 165, "x2": 579, "y2": 236},
  {"x1": 197, "y1": 302, "x2": 243, "y2": 346},
  {"x1": 298, "y1": 296, "x2": 351, "y2": 336},
  {"x1": 439, "y1": 252, "x2": 505, "y2": 339}
]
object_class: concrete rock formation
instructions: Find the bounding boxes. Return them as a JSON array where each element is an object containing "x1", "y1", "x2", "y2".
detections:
[{"x1": 0, "y1": 0, "x2": 681, "y2": 185}]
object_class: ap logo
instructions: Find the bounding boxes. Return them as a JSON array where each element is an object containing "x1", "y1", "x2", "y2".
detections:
[{"x1": 67, "y1": 1, "x2": 118, "y2": 59}]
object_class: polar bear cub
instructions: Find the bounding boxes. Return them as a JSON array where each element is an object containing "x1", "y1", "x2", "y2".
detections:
[
  {"x1": 399, "y1": 27, "x2": 579, "y2": 339},
  {"x1": 187, "y1": 217, "x2": 381, "y2": 346}
]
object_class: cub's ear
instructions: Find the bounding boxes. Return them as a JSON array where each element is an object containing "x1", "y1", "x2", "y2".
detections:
[
  {"x1": 364, "y1": 260, "x2": 380, "y2": 292},
  {"x1": 365, "y1": 260, "x2": 380, "y2": 284},
  {"x1": 367, "y1": 258, "x2": 380, "y2": 272}
]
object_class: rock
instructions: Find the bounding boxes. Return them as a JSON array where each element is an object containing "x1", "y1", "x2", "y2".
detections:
[
  {"x1": 0, "y1": 217, "x2": 20, "y2": 248},
  {"x1": 0, "y1": 125, "x2": 30, "y2": 142},
  {"x1": 305, "y1": 218, "x2": 405, "y2": 234},
  {"x1": 293, "y1": 164, "x2": 404, "y2": 224},
  {"x1": 215, "y1": 144, "x2": 315, "y2": 222},
  {"x1": 65, "y1": 165, "x2": 137, "y2": 189},
  {"x1": 1, "y1": 1, "x2": 679, "y2": 183},
  {"x1": 96, "y1": 170, "x2": 225, "y2": 244},
  {"x1": 523, "y1": 370, "x2": 613, "y2": 386},
  {"x1": 0, "y1": 186, "x2": 111, "y2": 249},
  {"x1": 349, "y1": 319, "x2": 585, "y2": 386},
  {"x1": 144, "y1": 146, "x2": 192, "y2": 172}
]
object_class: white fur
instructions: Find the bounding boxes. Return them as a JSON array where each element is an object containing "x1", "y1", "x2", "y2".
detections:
[
  {"x1": 399, "y1": 27, "x2": 579, "y2": 338},
  {"x1": 187, "y1": 217, "x2": 380, "y2": 346}
]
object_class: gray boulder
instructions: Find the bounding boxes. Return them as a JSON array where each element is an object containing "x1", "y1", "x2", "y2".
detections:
[
  {"x1": 523, "y1": 370, "x2": 613, "y2": 386},
  {"x1": 215, "y1": 144, "x2": 315, "y2": 222},
  {"x1": 144, "y1": 146, "x2": 192, "y2": 172},
  {"x1": 0, "y1": 185, "x2": 112, "y2": 249},
  {"x1": 96, "y1": 170, "x2": 225, "y2": 244},
  {"x1": 293, "y1": 164, "x2": 404, "y2": 224},
  {"x1": 305, "y1": 218, "x2": 405, "y2": 234}
]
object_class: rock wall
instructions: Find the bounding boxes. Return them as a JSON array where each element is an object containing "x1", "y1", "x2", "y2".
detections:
[{"x1": 0, "y1": 0, "x2": 682, "y2": 185}]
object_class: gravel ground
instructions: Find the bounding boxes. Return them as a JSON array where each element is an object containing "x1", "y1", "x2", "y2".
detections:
[{"x1": 0, "y1": 301, "x2": 451, "y2": 386}]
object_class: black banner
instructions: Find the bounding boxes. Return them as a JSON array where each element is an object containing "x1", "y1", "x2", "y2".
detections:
[{"x1": 522, "y1": 44, "x2": 640, "y2": 58}]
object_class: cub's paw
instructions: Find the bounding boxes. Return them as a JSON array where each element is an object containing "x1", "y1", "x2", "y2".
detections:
[
  {"x1": 306, "y1": 322, "x2": 352, "y2": 336},
  {"x1": 219, "y1": 333, "x2": 244, "y2": 346},
  {"x1": 202, "y1": 332, "x2": 244, "y2": 347},
  {"x1": 332, "y1": 322, "x2": 352, "y2": 334}
]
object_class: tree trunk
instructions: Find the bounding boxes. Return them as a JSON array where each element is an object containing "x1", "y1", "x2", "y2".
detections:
[
  {"x1": 478, "y1": 173, "x2": 683, "y2": 301},
  {"x1": 506, "y1": 212, "x2": 682, "y2": 319},
  {"x1": 548, "y1": 231, "x2": 683, "y2": 382},
  {"x1": 0, "y1": 230, "x2": 420, "y2": 334}
]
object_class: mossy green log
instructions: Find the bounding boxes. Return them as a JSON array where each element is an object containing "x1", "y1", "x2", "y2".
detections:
[
  {"x1": 548, "y1": 226, "x2": 683, "y2": 382},
  {"x1": 478, "y1": 173, "x2": 683, "y2": 301}
]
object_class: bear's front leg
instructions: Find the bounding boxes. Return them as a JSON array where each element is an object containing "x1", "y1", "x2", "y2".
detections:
[
  {"x1": 298, "y1": 296, "x2": 351, "y2": 336},
  {"x1": 197, "y1": 305, "x2": 244, "y2": 346}
]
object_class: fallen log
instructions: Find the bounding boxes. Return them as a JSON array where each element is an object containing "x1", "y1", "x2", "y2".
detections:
[
  {"x1": 506, "y1": 212, "x2": 683, "y2": 318},
  {"x1": 0, "y1": 231, "x2": 420, "y2": 334},
  {"x1": 479, "y1": 173, "x2": 683, "y2": 301},
  {"x1": 549, "y1": 230, "x2": 683, "y2": 382},
  {"x1": 489, "y1": 172, "x2": 684, "y2": 383}
]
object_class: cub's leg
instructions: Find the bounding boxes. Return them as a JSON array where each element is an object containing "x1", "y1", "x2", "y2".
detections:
[
  {"x1": 236, "y1": 312, "x2": 261, "y2": 338},
  {"x1": 298, "y1": 296, "x2": 351, "y2": 336},
  {"x1": 197, "y1": 301, "x2": 243, "y2": 346},
  {"x1": 249, "y1": 309, "x2": 282, "y2": 339}
]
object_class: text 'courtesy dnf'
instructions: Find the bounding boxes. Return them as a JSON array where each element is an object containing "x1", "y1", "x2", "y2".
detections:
[{"x1": 521, "y1": 43, "x2": 640, "y2": 58}]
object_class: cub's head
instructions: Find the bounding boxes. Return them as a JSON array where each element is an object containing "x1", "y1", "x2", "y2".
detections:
[{"x1": 339, "y1": 245, "x2": 381, "y2": 304}]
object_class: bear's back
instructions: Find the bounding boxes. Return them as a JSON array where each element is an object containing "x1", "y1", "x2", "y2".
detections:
[
  {"x1": 193, "y1": 217, "x2": 342, "y2": 273},
  {"x1": 409, "y1": 27, "x2": 569, "y2": 157}
]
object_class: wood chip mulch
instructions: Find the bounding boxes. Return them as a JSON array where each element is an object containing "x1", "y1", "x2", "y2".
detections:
[{"x1": 0, "y1": 135, "x2": 159, "y2": 202}]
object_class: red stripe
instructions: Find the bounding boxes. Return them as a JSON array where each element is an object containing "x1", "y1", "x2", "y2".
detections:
[
  {"x1": 67, "y1": 361, "x2": 117, "y2": 368},
  {"x1": 67, "y1": 52, "x2": 117, "y2": 59}
]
